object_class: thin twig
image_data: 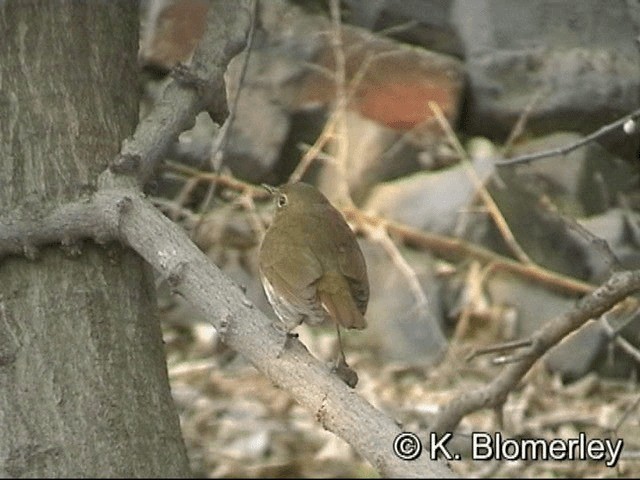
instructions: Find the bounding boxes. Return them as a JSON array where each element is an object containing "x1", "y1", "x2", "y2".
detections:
[
  {"x1": 363, "y1": 222, "x2": 430, "y2": 319},
  {"x1": 374, "y1": 20, "x2": 420, "y2": 38},
  {"x1": 195, "y1": 0, "x2": 259, "y2": 226},
  {"x1": 150, "y1": 197, "x2": 201, "y2": 227},
  {"x1": 290, "y1": 118, "x2": 337, "y2": 183},
  {"x1": 496, "y1": 107, "x2": 640, "y2": 166},
  {"x1": 345, "y1": 207, "x2": 596, "y2": 296},
  {"x1": 327, "y1": 0, "x2": 352, "y2": 206},
  {"x1": 163, "y1": 161, "x2": 269, "y2": 199},
  {"x1": 540, "y1": 198, "x2": 621, "y2": 273},
  {"x1": 169, "y1": 176, "x2": 201, "y2": 222},
  {"x1": 209, "y1": 0, "x2": 258, "y2": 173},
  {"x1": 290, "y1": 36, "x2": 395, "y2": 184},
  {"x1": 465, "y1": 339, "x2": 533, "y2": 362},
  {"x1": 600, "y1": 315, "x2": 640, "y2": 364},
  {"x1": 429, "y1": 101, "x2": 533, "y2": 264},
  {"x1": 501, "y1": 88, "x2": 548, "y2": 156},
  {"x1": 612, "y1": 394, "x2": 640, "y2": 434},
  {"x1": 491, "y1": 351, "x2": 535, "y2": 365},
  {"x1": 234, "y1": 187, "x2": 266, "y2": 243}
]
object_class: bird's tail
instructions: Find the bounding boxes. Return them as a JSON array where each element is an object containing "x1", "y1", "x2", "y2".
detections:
[{"x1": 317, "y1": 272, "x2": 367, "y2": 330}]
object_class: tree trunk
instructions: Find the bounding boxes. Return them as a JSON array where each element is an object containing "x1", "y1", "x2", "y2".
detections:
[{"x1": 0, "y1": 1, "x2": 190, "y2": 476}]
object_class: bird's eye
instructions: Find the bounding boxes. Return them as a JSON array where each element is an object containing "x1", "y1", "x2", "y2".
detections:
[{"x1": 277, "y1": 194, "x2": 288, "y2": 208}]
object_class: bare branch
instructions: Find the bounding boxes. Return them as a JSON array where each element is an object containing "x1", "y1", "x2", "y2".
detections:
[
  {"x1": 345, "y1": 207, "x2": 596, "y2": 296},
  {"x1": 430, "y1": 269, "x2": 640, "y2": 434},
  {"x1": 194, "y1": 0, "x2": 259, "y2": 225},
  {"x1": 0, "y1": 190, "x2": 453, "y2": 478},
  {"x1": 465, "y1": 339, "x2": 533, "y2": 363},
  {"x1": 600, "y1": 315, "x2": 640, "y2": 364},
  {"x1": 209, "y1": 0, "x2": 258, "y2": 172},
  {"x1": 363, "y1": 222, "x2": 430, "y2": 319},
  {"x1": 496, "y1": 107, "x2": 640, "y2": 166},
  {"x1": 113, "y1": 1, "x2": 253, "y2": 184},
  {"x1": 540, "y1": 199, "x2": 622, "y2": 273},
  {"x1": 501, "y1": 88, "x2": 548, "y2": 156},
  {"x1": 163, "y1": 161, "x2": 269, "y2": 199},
  {"x1": 611, "y1": 395, "x2": 640, "y2": 435}
]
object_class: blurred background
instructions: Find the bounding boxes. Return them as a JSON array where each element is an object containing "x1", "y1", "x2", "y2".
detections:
[{"x1": 138, "y1": 0, "x2": 640, "y2": 476}]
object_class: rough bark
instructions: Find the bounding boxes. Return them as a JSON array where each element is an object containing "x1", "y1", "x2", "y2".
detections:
[{"x1": 0, "y1": 1, "x2": 190, "y2": 476}]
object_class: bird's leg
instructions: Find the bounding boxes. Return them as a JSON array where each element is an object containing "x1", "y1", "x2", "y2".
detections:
[
  {"x1": 334, "y1": 323, "x2": 348, "y2": 367},
  {"x1": 331, "y1": 324, "x2": 359, "y2": 388}
]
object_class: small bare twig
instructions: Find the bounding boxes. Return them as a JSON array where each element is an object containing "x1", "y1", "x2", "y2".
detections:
[
  {"x1": 491, "y1": 350, "x2": 535, "y2": 365},
  {"x1": 611, "y1": 394, "x2": 640, "y2": 435},
  {"x1": 600, "y1": 315, "x2": 640, "y2": 364},
  {"x1": 194, "y1": 0, "x2": 258, "y2": 232},
  {"x1": 151, "y1": 196, "x2": 201, "y2": 227},
  {"x1": 169, "y1": 176, "x2": 201, "y2": 222},
  {"x1": 539, "y1": 197, "x2": 621, "y2": 273},
  {"x1": 429, "y1": 101, "x2": 533, "y2": 264},
  {"x1": 569, "y1": 219, "x2": 622, "y2": 273},
  {"x1": 502, "y1": 88, "x2": 548, "y2": 156},
  {"x1": 496, "y1": 107, "x2": 640, "y2": 166},
  {"x1": 290, "y1": 36, "x2": 395, "y2": 184},
  {"x1": 465, "y1": 339, "x2": 533, "y2": 363},
  {"x1": 346, "y1": 207, "x2": 596, "y2": 296},
  {"x1": 363, "y1": 222, "x2": 430, "y2": 319},
  {"x1": 234, "y1": 187, "x2": 266, "y2": 243},
  {"x1": 290, "y1": 114, "x2": 337, "y2": 183},
  {"x1": 374, "y1": 20, "x2": 420, "y2": 38},
  {"x1": 209, "y1": 0, "x2": 258, "y2": 173},
  {"x1": 163, "y1": 161, "x2": 269, "y2": 199}
]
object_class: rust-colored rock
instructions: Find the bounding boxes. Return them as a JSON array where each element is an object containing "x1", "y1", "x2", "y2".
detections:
[
  {"x1": 140, "y1": 0, "x2": 209, "y2": 70},
  {"x1": 296, "y1": 27, "x2": 464, "y2": 137}
]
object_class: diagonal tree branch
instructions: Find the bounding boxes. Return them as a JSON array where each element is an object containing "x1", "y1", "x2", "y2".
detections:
[
  {"x1": 430, "y1": 270, "x2": 640, "y2": 434},
  {"x1": 0, "y1": 189, "x2": 454, "y2": 478}
]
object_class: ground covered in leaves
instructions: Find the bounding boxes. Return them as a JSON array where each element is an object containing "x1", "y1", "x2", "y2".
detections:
[{"x1": 163, "y1": 318, "x2": 640, "y2": 478}]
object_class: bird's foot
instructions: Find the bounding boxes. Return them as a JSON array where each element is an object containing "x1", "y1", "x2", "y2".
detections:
[{"x1": 331, "y1": 355, "x2": 358, "y2": 388}]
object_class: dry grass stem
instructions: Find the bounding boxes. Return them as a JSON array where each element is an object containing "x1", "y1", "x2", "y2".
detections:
[
  {"x1": 502, "y1": 88, "x2": 548, "y2": 155},
  {"x1": 364, "y1": 222, "x2": 430, "y2": 318},
  {"x1": 429, "y1": 101, "x2": 532, "y2": 264}
]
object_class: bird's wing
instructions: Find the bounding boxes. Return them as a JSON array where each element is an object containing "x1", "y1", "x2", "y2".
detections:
[
  {"x1": 321, "y1": 208, "x2": 370, "y2": 313},
  {"x1": 260, "y1": 224, "x2": 324, "y2": 304}
]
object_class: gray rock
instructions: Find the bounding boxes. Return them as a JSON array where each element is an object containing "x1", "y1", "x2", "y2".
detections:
[
  {"x1": 360, "y1": 240, "x2": 448, "y2": 363},
  {"x1": 222, "y1": 0, "x2": 325, "y2": 183},
  {"x1": 507, "y1": 132, "x2": 637, "y2": 216},
  {"x1": 223, "y1": 88, "x2": 291, "y2": 183},
  {"x1": 363, "y1": 155, "x2": 495, "y2": 235},
  {"x1": 343, "y1": 0, "x2": 464, "y2": 57},
  {"x1": 487, "y1": 272, "x2": 606, "y2": 381},
  {"x1": 452, "y1": 0, "x2": 640, "y2": 153},
  {"x1": 578, "y1": 209, "x2": 640, "y2": 282},
  {"x1": 545, "y1": 323, "x2": 609, "y2": 382}
]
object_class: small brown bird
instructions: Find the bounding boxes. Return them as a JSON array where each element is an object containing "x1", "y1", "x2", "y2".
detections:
[{"x1": 259, "y1": 182, "x2": 369, "y2": 383}]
